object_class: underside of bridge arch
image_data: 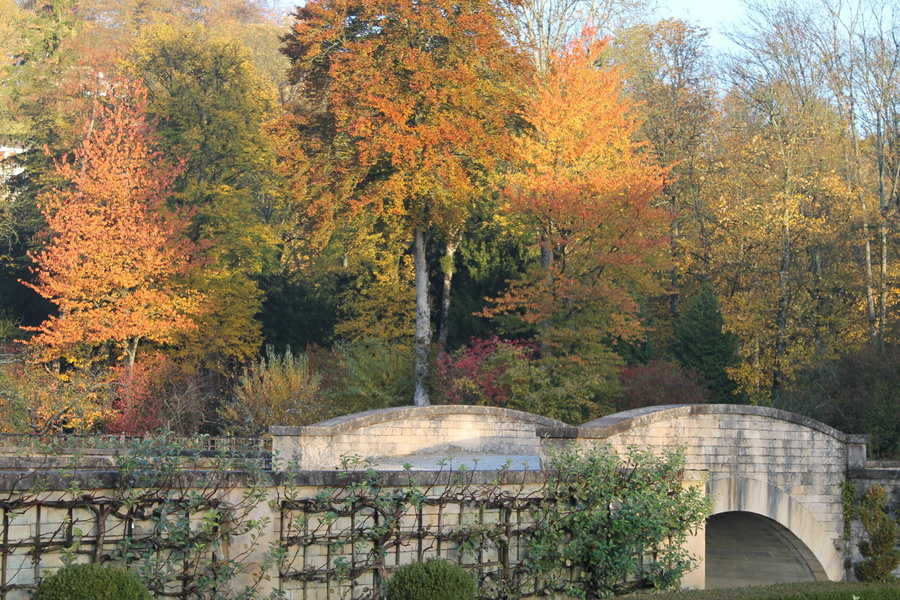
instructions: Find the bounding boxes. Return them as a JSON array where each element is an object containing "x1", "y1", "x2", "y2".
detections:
[
  {"x1": 705, "y1": 511, "x2": 827, "y2": 588},
  {"x1": 704, "y1": 477, "x2": 843, "y2": 584}
]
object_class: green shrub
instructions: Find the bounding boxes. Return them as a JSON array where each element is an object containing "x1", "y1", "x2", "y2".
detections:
[
  {"x1": 330, "y1": 338, "x2": 414, "y2": 412},
  {"x1": 220, "y1": 345, "x2": 325, "y2": 435},
  {"x1": 384, "y1": 558, "x2": 476, "y2": 600},
  {"x1": 32, "y1": 563, "x2": 151, "y2": 600},
  {"x1": 527, "y1": 444, "x2": 711, "y2": 597},
  {"x1": 854, "y1": 485, "x2": 900, "y2": 582}
]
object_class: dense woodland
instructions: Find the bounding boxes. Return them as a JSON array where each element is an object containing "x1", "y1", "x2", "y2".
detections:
[{"x1": 1, "y1": 0, "x2": 900, "y2": 457}]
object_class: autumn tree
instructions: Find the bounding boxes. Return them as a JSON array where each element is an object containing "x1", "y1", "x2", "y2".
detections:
[
  {"x1": 485, "y1": 34, "x2": 667, "y2": 420},
  {"x1": 703, "y1": 1, "x2": 864, "y2": 403},
  {"x1": 131, "y1": 24, "x2": 283, "y2": 369},
  {"x1": 281, "y1": 0, "x2": 524, "y2": 405},
  {"x1": 833, "y1": 0, "x2": 900, "y2": 344},
  {"x1": 0, "y1": 0, "x2": 138, "y2": 331},
  {"x1": 610, "y1": 19, "x2": 717, "y2": 321},
  {"x1": 23, "y1": 78, "x2": 202, "y2": 371}
]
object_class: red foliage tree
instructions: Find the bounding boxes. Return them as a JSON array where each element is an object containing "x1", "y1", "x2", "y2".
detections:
[
  {"x1": 22, "y1": 77, "x2": 202, "y2": 370},
  {"x1": 615, "y1": 360, "x2": 711, "y2": 411},
  {"x1": 435, "y1": 337, "x2": 540, "y2": 407},
  {"x1": 107, "y1": 352, "x2": 211, "y2": 435}
]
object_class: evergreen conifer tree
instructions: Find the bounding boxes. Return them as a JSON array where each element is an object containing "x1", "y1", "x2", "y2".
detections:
[{"x1": 672, "y1": 285, "x2": 740, "y2": 403}]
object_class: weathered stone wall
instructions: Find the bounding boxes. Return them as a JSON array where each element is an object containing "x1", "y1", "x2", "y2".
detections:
[
  {"x1": 0, "y1": 468, "x2": 548, "y2": 600},
  {"x1": 850, "y1": 462, "x2": 900, "y2": 510},
  {"x1": 0, "y1": 482, "x2": 267, "y2": 599},
  {"x1": 277, "y1": 472, "x2": 548, "y2": 600},
  {"x1": 271, "y1": 405, "x2": 566, "y2": 471}
]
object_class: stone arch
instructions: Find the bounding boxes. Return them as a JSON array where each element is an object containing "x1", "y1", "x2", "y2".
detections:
[{"x1": 706, "y1": 477, "x2": 843, "y2": 582}]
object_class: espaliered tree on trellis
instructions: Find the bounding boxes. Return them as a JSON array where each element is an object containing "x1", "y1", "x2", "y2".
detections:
[
  {"x1": 22, "y1": 78, "x2": 202, "y2": 372},
  {"x1": 280, "y1": 0, "x2": 525, "y2": 406}
]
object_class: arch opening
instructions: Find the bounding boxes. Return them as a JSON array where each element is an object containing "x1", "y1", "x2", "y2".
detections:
[{"x1": 705, "y1": 512, "x2": 827, "y2": 588}]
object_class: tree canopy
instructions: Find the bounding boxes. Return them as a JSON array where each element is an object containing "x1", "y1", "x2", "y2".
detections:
[{"x1": 4, "y1": 0, "x2": 900, "y2": 456}]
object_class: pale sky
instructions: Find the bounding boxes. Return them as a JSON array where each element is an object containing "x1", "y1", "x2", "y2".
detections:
[
  {"x1": 274, "y1": 0, "x2": 748, "y2": 52},
  {"x1": 659, "y1": 0, "x2": 746, "y2": 51}
]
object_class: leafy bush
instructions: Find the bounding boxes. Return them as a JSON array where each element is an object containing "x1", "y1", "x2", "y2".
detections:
[
  {"x1": 434, "y1": 337, "x2": 539, "y2": 407},
  {"x1": 32, "y1": 563, "x2": 151, "y2": 600},
  {"x1": 108, "y1": 353, "x2": 213, "y2": 435},
  {"x1": 435, "y1": 336, "x2": 620, "y2": 424},
  {"x1": 615, "y1": 359, "x2": 711, "y2": 410},
  {"x1": 220, "y1": 345, "x2": 325, "y2": 434},
  {"x1": 854, "y1": 485, "x2": 900, "y2": 582},
  {"x1": 528, "y1": 444, "x2": 711, "y2": 597},
  {"x1": 329, "y1": 337, "x2": 415, "y2": 412},
  {"x1": 4, "y1": 362, "x2": 114, "y2": 433},
  {"x1": 385, "y1": 558, "x2": 476, "y2": 600}
]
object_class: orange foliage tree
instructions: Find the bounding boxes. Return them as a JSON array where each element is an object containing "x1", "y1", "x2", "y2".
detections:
[
  {"x1": 487, "y1": 35, "x2": 668, "y2": 384},
  {"x1": 281, "y1": 0, "x2": 525, "y2": 405},
  {"x1": 23, "y1": 77, "x2": 202, "y2": 370}
]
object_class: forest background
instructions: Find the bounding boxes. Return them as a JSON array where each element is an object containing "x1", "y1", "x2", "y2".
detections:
[{"x1": 2, "y1": 0, "x2": 900, "y2": 458}]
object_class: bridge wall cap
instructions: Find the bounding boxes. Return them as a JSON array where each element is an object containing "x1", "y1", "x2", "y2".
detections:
[
  {"x1": 269, "y1": 405, "x2": 571, "y2": 437},
  {"x1": 863, "y1": 459, "x2": 900, "y2": 469},
  {"x1": 846, "y1": 434, "x2": 870, "y2": 444},
  {"x1": 542, "y1": 403, "x2": 861, "y2": 444}
]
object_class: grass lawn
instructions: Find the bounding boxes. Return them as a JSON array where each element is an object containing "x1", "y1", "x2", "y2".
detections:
[{"x1": 649, "y1": 581, "x2": 900, "y2": 599}]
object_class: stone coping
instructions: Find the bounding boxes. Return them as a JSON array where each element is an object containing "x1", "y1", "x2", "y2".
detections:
[
  {"x1": 538, "y1": 404, "x2": 871, "y2": 445},
  {"x1": 269, "y1": 405, "x2": 570, "y2": 437},
  {"x1": 860, "y1": 460, "x2": 900, "y2": 471},
  {"x1": 849, "y1": 466, "x2": 900, "y2": 480}
]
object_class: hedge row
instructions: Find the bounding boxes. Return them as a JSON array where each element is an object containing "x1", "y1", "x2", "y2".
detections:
[{"x1": 653, "y1": 581, "x2": 899, "y2": 600}]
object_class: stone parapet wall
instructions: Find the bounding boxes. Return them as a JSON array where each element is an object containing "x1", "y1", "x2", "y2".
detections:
[
  {"x1": 849, "y1": 462, "x2": 900, "y2": 507},
  {"x1": 271, "y1": 405, "x2": 568, "y2": 470},
  {"x1": 0, "y1": 404, "x2": 872, "y2": 595},
  {"x1": 278, "y1": 471, "x2": 548, "y2": 600}
]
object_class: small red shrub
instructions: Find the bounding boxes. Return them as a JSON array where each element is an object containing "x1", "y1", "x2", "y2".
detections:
[{"x1": 616, "y1": 360, "x2": 711, "y2": 411}]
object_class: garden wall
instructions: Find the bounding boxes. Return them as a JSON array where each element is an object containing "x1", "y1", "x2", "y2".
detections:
[
  {"x1": 0, "y1": 403, "x2": 886, "y2": 597},
  {"x1": 0, "y1": 461, "x2": 552, "y2": 600}
]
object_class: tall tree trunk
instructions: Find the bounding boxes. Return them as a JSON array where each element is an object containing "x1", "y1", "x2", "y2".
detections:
[
  {"x1": 437, "y1": 234, "x2": 461, "y2": 349},
  {"x1": 413, "y1": 226, "x2": 431, "y2": 406},
  {"x1": 670, "y1": 213, "x2": 681, "y2": 317},
  {"x1": 880, "y1": 215, "x2": 888, "y2": 342},
  {"x1": 125, "y1": 335, "x2": 140, "y2": 378},
  {"x1": 773, "y1": 205, "x2": 792, "y2": 393},
  {"x1": 540, "y1": 230, "x2": 554, "y2": 269},
  {"x1": 864, "y1": 216, "x2": 877, "y2": 340},
  {"x1": 877, "y1": 111, "x2": 888, "y2": 343}
]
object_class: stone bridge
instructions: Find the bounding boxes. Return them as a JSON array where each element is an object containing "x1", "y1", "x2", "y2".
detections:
[{"x1": 272, "y1": 403, "x2": 872, "y2": 589}]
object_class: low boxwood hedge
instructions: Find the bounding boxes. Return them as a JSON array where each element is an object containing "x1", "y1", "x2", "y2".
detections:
[{"x1": 31, "y1": 563, "x2": 151, "y2": 600}]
